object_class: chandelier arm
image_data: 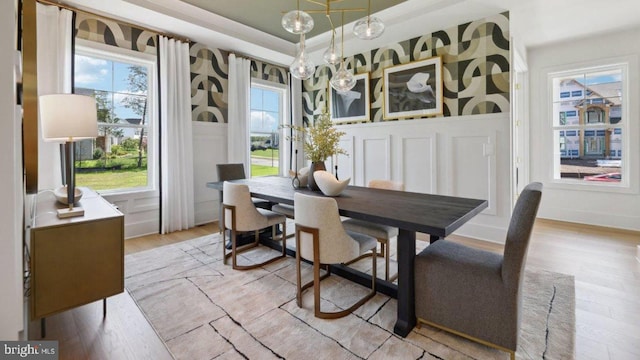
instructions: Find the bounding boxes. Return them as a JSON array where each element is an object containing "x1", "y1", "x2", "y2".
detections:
[{"x1": 302, "y1": 8, "x2": 365, "y2": 14}]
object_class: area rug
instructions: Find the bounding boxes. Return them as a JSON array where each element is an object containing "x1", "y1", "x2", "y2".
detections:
[{"x1": 124, "y1": 234, "x2": 575, "y2": 359}]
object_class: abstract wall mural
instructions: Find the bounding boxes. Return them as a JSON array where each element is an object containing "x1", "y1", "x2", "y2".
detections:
[
  {"x1": 75, "y1": 13, "x2": 157, "y2": 55},
  {"x1": 189, "y1": 43, "x2": 229, "y2": 123},
  {"x1": 75, "y1": 11, "x2": 508, "y2": 126},
  {"x1": 251, "y1": 59, "x2": 288, "y2": 85},
  {"x1": 188, "y1": 49, "x2": 289, "y2": 123},
  {"x1": 302, "y1": 12, "x2": 510, "y2": 124}
]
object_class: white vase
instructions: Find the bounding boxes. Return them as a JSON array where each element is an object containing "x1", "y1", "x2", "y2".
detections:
[{"x1": 313, "y1": 170, "x2": 350, "y2": 196}]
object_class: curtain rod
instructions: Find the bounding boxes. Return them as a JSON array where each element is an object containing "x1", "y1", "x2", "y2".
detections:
[{"x1": 36, "y1": 0, "x2": 191, "y2": 43}]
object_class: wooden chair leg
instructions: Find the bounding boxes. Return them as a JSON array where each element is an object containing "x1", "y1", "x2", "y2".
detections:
[
  {"x1": 224, "y1": 205, "x2": 287, "y2": 270},
  {"x1": 281, "y1": 221, "x2": 287, "y2": 257},
  {"x1": 296, "y1": 227, "x2": 302, "y2": 307}
]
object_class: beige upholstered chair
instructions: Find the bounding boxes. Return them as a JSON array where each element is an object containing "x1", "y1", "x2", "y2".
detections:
[
  {"x1": 341, "y1": 179, "x2": 404, "y2": 281},
  {"x1": 216, "y1": 163, "x2": 271, "y2": 208},
  {"x1": 222, "y1": 182, "x2": 287, "y2": 270},
  {"x1": 216, "y1": 163, "x2": 271, "y2": 237},
  {"x1": 294, "y1": 192, "x2": 378, "y2": 319},
  {"x1": 414, "y1": 182, "x2": 543, "y2": 359}
]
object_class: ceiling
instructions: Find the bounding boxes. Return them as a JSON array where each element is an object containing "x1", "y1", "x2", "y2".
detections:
[
  {"x1": 67, "y1": 0, "x2": 640, "y2": 66},
  {"x1": 179, "y1": 0, "x2": 406, "y2": 43}
]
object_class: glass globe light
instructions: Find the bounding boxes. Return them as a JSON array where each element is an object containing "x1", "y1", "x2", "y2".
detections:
[
  {"x1": 353, "y1": 16, "x2": 385, "y2": 40},
  {"x1": 330, "y1": 62, "x2": 356, "y2": 93},
  {"x1": 282, "y1": 10, "x2": 314, "y2": 34},
  {"x1": 290, "y1": 35, "x2": 315, "y2": 80},
  {"x1": 323, "y1": 33, "x2": 341, "y2": 65}
]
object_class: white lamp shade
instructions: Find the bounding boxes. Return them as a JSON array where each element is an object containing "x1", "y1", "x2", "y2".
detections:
[{"x1": 39, "y1": 94, "x2": 98, "y2": 142}]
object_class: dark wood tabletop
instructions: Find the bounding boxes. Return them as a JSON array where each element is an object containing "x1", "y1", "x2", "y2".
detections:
[
  {"x1": 207, "y1": 176, "x2": 488, "y2": 337},
  {"x1": 206, "y1": 176, "x2": 487, "y2": 238}
]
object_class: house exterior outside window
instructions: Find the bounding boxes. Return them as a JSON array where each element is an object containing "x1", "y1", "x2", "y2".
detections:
[{"x1": 550, "y1": 65, "x2": 626, "y2": 184}]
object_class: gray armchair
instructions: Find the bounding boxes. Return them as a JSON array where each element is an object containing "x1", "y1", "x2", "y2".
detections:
[{"x1": 414, "y1": 182, "x2": 543, "y2": 359}]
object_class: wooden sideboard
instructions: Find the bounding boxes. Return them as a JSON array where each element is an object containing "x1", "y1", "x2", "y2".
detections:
[{"x1": 30, "y1": 187, "x2": 124, "y2": 333}]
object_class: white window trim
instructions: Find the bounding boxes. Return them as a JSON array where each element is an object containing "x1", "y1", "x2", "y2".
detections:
[
  {"x1": 75, "y1": 38, "x2": 159, "y2": 196},
  {"x1": 544, "y1": 55, "x2": 639, "y2": 195},
  {"x1": 250, "y1": 78, "x2": 289, "y2": 177}
]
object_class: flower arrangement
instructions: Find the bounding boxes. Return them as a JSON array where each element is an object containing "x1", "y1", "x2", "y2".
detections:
[{"x1": 284, "y1": 112, "x2": 348, "y2": 163}]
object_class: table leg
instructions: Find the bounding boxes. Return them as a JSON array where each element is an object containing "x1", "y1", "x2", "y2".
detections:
[
  {"x1": 393, "y1": 228, "x2": 416, "y2": 337},
  {"x1": 103, "y1": 298, "x2": 107, "y2": 317},
  {"x1": 41, "y1": 318, "x2": 46, "y2": 338}
]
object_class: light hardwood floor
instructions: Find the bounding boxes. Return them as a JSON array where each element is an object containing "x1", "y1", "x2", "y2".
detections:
[{"x1": 29, "y1": 220, "x2": 639, "y2": 359}]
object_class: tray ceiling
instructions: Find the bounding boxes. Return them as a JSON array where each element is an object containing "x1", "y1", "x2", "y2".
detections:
[{"x1": 179, "y1": 0, "x2": 406, "y2": 43}]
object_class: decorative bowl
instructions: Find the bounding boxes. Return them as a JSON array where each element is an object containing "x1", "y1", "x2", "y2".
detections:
[
  {"x1": 53, "y1": 186, "x2": 83, "y2": 205},
  {"x1": 289, "y1": 167, "x2": 310, "y2": 187},
  {"x1": 313, "y1": 170, "x2": 350, "y2": 196}
]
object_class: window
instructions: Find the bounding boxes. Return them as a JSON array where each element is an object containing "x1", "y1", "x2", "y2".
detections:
[
  {"x1": 551, "y1": 65, "x2": 626, "y2": 184},
  {"x1": 250, "y1": 81, "x2": 286, "y2": 177},
  {"x1": 73, "y1": 43, "x2": 157, "y2": 192}
]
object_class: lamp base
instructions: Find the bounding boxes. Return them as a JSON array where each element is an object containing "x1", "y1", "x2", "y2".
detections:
[{"x1": 57, "y1": 206, "x2": 85, "y2": 218}]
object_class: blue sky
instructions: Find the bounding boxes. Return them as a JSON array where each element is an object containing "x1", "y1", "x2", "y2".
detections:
[
  {"x1": 250, "y1": 87, "x2": 281, "y2": 134},
  {"x1": 74, "y1": 54, "x2": 146, "y2": 122}
]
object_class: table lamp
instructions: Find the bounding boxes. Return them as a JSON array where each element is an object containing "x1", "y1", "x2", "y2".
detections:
[{"x1": 39, "y1": 94, "x2": 98, "y2": 218}]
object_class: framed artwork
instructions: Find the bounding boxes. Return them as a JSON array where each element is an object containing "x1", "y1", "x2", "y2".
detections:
[
  {"x1": 383, "y1": 56, "x2": 443, "y2": 119},
  {"x1": 329, "y1": 72, "x2": 370, "y2": 123}
]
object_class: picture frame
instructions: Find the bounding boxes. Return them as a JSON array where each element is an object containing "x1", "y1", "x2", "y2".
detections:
[
  {"x1": 383, "y1": 56, "x2": 443, "y2": 119},
  {"x1": 329, "y1": 72, "x2": 370, "y2": 123}
]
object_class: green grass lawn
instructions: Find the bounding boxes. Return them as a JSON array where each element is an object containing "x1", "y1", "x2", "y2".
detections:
[
  {"x1": 75, "y1": 154, "x2": 278, "y2": 189},
  {"x1": 76, "y1": 167, "x2": 148, "y2": 190},
  {"x1": 251, "y1": 149, "x2": 279, "y2": 158},
  {"x1": 251, "y1": 164, "x2": 279, "y2": 177}
]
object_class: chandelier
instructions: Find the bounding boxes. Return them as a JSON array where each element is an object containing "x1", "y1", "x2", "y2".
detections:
[{"x1": 283, "y1": 0, "x2": 385, "y2": 91}]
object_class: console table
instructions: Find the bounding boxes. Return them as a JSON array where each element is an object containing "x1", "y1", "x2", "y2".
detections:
[{"x1": 29, "y1": 188, "x2": 124, "y2": 337}]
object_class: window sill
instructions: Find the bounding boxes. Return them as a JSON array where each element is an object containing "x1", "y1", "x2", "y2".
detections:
[{"x1": 545, "y1": 178, "x2": 638, "y2": 195}]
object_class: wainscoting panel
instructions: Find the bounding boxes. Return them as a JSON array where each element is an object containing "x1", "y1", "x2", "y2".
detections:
[
  {"x1": 361, "y1": 136, "x2": 391, "y2": 186},
  {"x1": 337, "y1": 113, "x2": 510, "y2": 242},
  {"x1": 400, "y1": 136, "x2": 437, "y2": 194},
  {"x1": 104, "y1": 190, "x2": 159, "y2": 239},
  {"x1": 193, "y1": 122, "x2": 228, "y2": 225},
  {"x1": 447, "y1": 133, "x2": 497, "y2": 215},
  {"x1": 337, "y1": 136, "x2": 354, "y2": 184}
]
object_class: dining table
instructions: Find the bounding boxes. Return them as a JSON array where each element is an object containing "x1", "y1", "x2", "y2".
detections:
[{"x1": 206, "y1": 176, "x2": 488, "y2": 337}]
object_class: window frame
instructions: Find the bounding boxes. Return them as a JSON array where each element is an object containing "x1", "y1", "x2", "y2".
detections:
[
  {"x1": 74, "y1": 39, "x2": 158, "y2": 195},
  {"x1": 546, "y1": 59, "x2": 634, "y2": 193},
  {"x1": 249, "y1": 78, "x2": 289, "y2": 178}
]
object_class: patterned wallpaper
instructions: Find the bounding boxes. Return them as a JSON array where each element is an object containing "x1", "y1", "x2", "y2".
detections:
[
  {"x1": 303, "y1": 12, "x2": 510, "y2": 124},
  {"x1": 74, "y1": 13, "x2": 288, "y2": 124},
  {"x1": 188, "y1": 46, "x2": 289, "y2": 123},
  {"x1": 189, "y1": 44, "x2": 230, "y2": 123},
  {"x1": 75, "y1": 13, "x2": 157, "y2": 55}
]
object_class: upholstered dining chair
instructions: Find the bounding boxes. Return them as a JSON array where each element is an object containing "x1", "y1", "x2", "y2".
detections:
[
  {"x1": 342, "y1": 179, "x2": 404, "y2": 281},
  {"x1": 294, "y1": 192, "x2": 378, "y2": 319},
  {"x1": 222, "y1": 182, "x2": 287, "y2": 270},
  {"x1": 414, "y1": 182, "x2": 543, "y2": 360},
  {"x1": 216, "y1": 163, "x2": 271, "y2": 209}
]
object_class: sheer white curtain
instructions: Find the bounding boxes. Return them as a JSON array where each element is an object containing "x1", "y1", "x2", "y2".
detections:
[
  {"x1": 227, "y1": 54, "x2": 251, "y2": 169},
  {"x1": 159, "y1": 36, "x2": 194, "y2": 233},
  {"x1": 36, "y1": 3, "x2": 72, "y2": 191}
]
